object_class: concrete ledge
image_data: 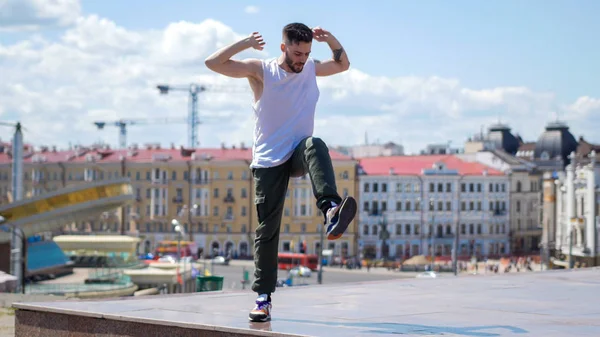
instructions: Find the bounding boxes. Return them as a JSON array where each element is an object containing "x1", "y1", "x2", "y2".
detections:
[
  {"x1": 15, "y1": 310, "x2": 267, "y2": 337},
  {"x1": 12, "y1": 268, "x2": 600, "y2": 337}
]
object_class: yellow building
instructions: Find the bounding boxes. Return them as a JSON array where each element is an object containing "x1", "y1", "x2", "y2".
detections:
[{"x1": 0, "y1": 142, "x2": 358, "y2": 259}]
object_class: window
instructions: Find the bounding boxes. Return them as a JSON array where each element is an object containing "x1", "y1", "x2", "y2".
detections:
[{"x1": 396, "y1": 183, "x2": 403, "y2": 192}]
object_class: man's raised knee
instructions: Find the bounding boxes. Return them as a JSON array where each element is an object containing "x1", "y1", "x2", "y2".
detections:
[{"x1": 307, "y1": 136, "x2": 328, "y2": 151}]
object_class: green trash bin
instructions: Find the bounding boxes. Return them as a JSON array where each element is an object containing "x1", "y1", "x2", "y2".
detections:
[{"x1": 196, "y1": 275, "x2": 224, "y2": 292}]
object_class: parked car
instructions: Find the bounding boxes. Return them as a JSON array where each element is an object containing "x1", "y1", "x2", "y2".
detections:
[{"x1": 288, "y1": 266, "x2": 312, "y2": 277}]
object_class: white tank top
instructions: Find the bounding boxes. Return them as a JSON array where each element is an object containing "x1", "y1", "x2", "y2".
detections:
[{"x1": 250, "y1": 57, "x2": 320, "y2": 168}]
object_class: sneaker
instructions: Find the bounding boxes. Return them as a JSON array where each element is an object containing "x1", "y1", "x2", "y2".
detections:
[
  {"x1": 248, "y1": 294, "x2": 271, "y2": 322},
  {"x1": 325, "y1": 196, "x2": 357, "y2": 240}
]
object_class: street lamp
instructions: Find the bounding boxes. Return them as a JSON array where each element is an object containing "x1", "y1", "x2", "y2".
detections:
[
  {"x1": 171, "y1": 219, "x2": 185, "y2": 262},
  {"x1": 318, "y1": 221, "x2": 324, "y2": 284},
  {"x1": 171, "y1": 219, "x2": 187, "y2": 292},
  {"x1": 0, "y1": 122, "x2": 24, "y2": 288},
  {"x1": 177, "y1": 203, "x2": 199, "y2": 260},
  {"x1": 379, "y1": 212, "x2": 390, "y2": 260},
  {"x1": 0, "y1": 216, "x2": 26, "y2": 294},
  {"x1": 429, "y1": 198, "x2": 435, "y2": 272}
]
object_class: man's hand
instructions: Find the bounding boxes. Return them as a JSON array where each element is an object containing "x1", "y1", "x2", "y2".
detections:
[
  {"x1": 312, "y1": 27, "x2": 332, "y2": 43},
  {"x1": 247, "y1": 32, "x2": 265, "y2": 51},
  {"x1": 311, "y1": 26, "x2": 350, "y2": 76}
]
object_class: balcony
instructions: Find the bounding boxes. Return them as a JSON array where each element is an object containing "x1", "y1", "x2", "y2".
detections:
[
  {"x1": 223, "y1": 214, "x2": 234, "y2": 221},
  {"x1": 493, "y1": 210, "x2": 507, "y2": 216},
  {"x1": 194, "y1": 179, "x2": 209, "y2": 185},
  {"x1": 152, "y1": 178, "x2": 168, "y2": 185},
  {"x1": 172, "y1": 196, "x2": 184, "y2": 203},
  {"x1": 367, "y1": 210, "x2": 383, "y2": 216},
  {"x1": 223, "y1": 195, "x2": 235, "y2": 203}
]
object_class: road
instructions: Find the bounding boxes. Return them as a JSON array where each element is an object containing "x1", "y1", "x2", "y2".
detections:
[{"x1": 195, "y1": 259, "x2": 420, "y2": 292}]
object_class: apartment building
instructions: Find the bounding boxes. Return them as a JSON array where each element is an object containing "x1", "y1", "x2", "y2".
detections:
[
  {"x1": 0, "y1": 142, "x2": 358, "y2": 258},
  {"x1": 357, "y1": 155, "x2": 510, "y2": 260},
  {"x1": 458, "y1": 150, "x2": 543, "y2": 254}
]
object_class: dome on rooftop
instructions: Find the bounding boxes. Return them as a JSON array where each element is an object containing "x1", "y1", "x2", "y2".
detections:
[
  {"x1": 486, "y1": 123, "x2": 520, "y2": 155},
  {"x1": 534, "y1": 121, "x2": 578, "y2": 164}
]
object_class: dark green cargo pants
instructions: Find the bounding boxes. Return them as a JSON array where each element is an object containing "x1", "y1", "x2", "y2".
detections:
[{"x1": 251, "y1": 136, "x2": 342, "y2": 295}]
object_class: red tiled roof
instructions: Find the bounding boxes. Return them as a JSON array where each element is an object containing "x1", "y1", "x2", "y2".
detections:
[
  {"x1": 0, "y1": 146, "x2": 353, "y2": 164},
  {"x1": 358, "y1": 155, "x2": 504, "y2": 176}
]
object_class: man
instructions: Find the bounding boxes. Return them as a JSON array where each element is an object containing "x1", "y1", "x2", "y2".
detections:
[{"x1": 205, "y1": 22, "x2": 357, "y2": 322}]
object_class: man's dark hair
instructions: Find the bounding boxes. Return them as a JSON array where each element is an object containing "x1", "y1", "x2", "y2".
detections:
[{"x1": 282, "y1": 23, "x2": 313, "y2": 45}]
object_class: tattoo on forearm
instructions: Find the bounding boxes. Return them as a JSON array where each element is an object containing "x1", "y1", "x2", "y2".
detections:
[{"x1": 333, "y1": 48, "x2": 344, "y2": 63}]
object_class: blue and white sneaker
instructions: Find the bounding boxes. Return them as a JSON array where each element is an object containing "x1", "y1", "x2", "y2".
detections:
[
  {"x1": 249, "y1": 294, "x2": 271, "y2": 322},
  {"x1": 325, "y1": 196, "x2": 357, "y2": 240}
]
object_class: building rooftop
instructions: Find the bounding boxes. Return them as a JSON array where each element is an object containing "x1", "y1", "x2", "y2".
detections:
[
  {"x1": 358, "y1": 155, "x2": 504, "y2": 176},
  {"x1": 0, "y1": 143, "x2": 353, "y2": 165}
]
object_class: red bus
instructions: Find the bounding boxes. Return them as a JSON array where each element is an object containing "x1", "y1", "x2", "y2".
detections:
[
  {"x1": 154, "y1": 240, "x2": 198, "y2": 260},
  {"x1": 277, "y1": 252, "x2": 319, "y2": 271}
]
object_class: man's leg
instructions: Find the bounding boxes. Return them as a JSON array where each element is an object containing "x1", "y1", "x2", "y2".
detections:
[
  {"x1": 290, "y1": 136, "x2": 357, "y2": 240},
  {"x1": 249, "y1": 163, "x2": 290, "y2": 322}
]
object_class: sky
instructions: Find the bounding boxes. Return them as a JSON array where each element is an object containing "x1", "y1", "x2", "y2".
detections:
[{"x1": 0, "y1": 0, "x2": 599, "y2": 154}]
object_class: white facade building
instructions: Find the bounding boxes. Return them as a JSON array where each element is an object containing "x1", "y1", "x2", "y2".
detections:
[
  {"x1": 357, "y1": 155, "x2": 510, "y2": 260},
  {"x1": 552, "y1": 151, "x2": 600, "y2": 266},
  {"x1": 458, "y1": 150, "x2": 543, "y2": 254}
]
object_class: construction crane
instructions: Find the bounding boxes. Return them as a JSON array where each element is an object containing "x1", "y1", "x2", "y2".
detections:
[
  {"x1": 156, "y1": 83, "x2": 247, "y2": 148},
  {"x1": 93, "y1": 117, "x2": 192, "y2": 149}
]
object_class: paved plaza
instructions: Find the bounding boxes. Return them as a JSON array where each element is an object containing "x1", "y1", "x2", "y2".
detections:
[{"x1": 12, "y1": 267, "x2": 600, "y2": 336}]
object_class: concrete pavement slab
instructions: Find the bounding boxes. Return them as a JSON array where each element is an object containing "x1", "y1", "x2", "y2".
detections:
[{"x1": 12, "y1": 268, "x2": 600, "y2": 336}]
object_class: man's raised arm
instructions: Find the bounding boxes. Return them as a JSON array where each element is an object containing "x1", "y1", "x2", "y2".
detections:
[
  {"x1": 204, "y1": 32, "x2": 264, "y2": 79},
  {"x1": 312, "y1": 27, "x2": 350, "y2": 77}
]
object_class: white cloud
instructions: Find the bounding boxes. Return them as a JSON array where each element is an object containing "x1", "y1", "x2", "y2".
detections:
[
  {"x1": 0, "y1": 15, "x2": 598, "y2": 154},
  {"x1": 244, "y1": 5, "x2": 259, "y2": 14},
  {"x1": 0, "y1": 0, "x2": 81, "y2": 31}
]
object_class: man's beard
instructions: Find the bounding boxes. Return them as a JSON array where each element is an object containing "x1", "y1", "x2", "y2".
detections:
[{"x1": 285, "y1": 52, "x2": 304, "y2": 73}]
